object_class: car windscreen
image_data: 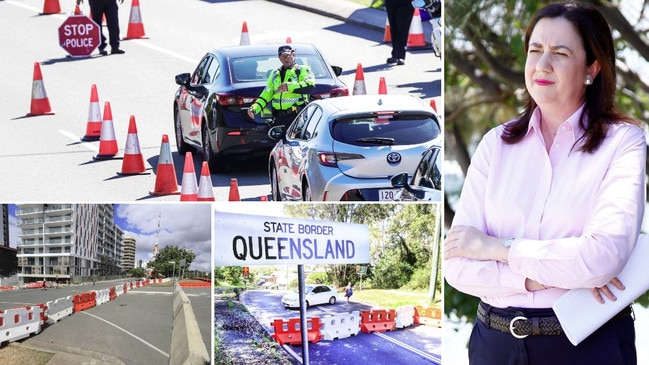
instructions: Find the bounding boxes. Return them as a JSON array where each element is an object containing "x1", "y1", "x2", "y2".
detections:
[
  {"x1": 232, "y1": 55, "x2": 331, "y2": 83},
  {"x1": 331, "y1": 115, "x2": 440, "y2": 146}
]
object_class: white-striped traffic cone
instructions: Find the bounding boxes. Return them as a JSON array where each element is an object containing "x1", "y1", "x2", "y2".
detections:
[
  {"x1": 197, "y1": 162, "x2": 215, "y2": 201},
  {"x1": 26, "y1": 62, "x2": 54, "y2": 116},
  {"x1": 240, "y1": 21, "x2": 250, "y2": 45},
  {"x1": 124, "y1": 0, "x2": 147, "y2": 39},
  {"x1": 180, "y1": 152, "x2": 198, "y2": 201},
  {"x1": 150, "y1": 134, "x2": 180, "y2": 196},
  {"x1": 82, "y1": 84, "x2": 102, "y2": 141},
  {"x1": 352, "y1": 63, "x2": 366, "y2": 95},
  {"x1": 407, "y1": 8, "x2": 427, "y2": 48},
  {"x1": 94, "y1": 102, "x2": 118, "y2": 160},
  {"x1": 118, "y1": 115, "x2": 147, "y2": 175}
]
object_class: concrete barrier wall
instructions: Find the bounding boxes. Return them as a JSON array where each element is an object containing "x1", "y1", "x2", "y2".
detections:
[{"x1": 169, "y1": 283, "x2": 209, "y2": 365}]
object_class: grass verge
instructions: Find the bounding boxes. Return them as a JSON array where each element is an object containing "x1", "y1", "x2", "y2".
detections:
[
  {"x1": 0, "y1": 343, "x2": 55, "y2": 365},
  {"x1": 353, "y1": 289, "x2": 439, "y2": 308}
]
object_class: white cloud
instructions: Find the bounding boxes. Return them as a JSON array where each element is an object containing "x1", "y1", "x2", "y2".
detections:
[{"x1": 116, "y1": 203, "x2": 212, "y2": 272}]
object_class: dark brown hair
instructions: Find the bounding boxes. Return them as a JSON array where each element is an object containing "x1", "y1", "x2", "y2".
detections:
[{"x1": 502, "y1": 1, "x2": 636, "y2": 152}]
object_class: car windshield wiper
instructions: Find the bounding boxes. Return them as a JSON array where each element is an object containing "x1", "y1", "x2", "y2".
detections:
[{"x1": 355, "y1": 137, "x2": 395, "y2": 145}]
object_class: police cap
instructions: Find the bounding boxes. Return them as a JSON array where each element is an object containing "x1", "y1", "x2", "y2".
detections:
[{"x1": 278, "y1": 45, "x2": 295, "y2": 56}]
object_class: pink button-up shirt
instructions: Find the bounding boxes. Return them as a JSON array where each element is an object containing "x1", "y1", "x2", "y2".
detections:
[{"x1": 445, "y1": 106, "x2": 646, "y2": 308}]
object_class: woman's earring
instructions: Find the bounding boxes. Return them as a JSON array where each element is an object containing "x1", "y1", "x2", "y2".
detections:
[{"x1": 585, "y1": 76, "x2": 593, "y2": 86}]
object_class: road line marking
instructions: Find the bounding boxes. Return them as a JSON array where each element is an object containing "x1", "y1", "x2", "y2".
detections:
[
  {"x1": 81, "y1": 311, "x2": 170, "y2": 358},
  {"x1": 282, "y1": 344, "x2": 303, "y2": 364},
  {"x1": 58, "y1": 130, "x2": 99, "y2": 152},
  {"x1": 129, "y1": 39, "x2": 200, "y2": 64},
  {"x1": 373, "y1": 332, "x2": 441, "y2": 364}
]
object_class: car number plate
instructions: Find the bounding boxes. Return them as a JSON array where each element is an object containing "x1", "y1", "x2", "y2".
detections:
[{"x1": 379, "y1": 189, "x2": 398, "y2": 201}]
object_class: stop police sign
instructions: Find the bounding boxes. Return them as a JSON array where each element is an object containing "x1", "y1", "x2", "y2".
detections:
[{"x1": 58, "y1": 15, "x2": 101, "y2": 57}]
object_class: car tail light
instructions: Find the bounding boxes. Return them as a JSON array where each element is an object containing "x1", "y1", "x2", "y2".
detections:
[
  {"x1": 217, "y1": 93, "x2": 256, "y2": 106},
  {"x1": 316, "y1": 152, "x2": 364, "y2": 167},
  {"x1": 312, "y1": 88, "x2": 349, "y2": 99},
  {"x1": 341, "y1": 190, "x2": 365, "y2": 201}
]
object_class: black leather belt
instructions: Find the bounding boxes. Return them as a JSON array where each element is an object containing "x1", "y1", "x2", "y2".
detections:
[
  {"x1": 477, "y1": 301, "x2": 632, "y2": 339},
  {"x1": 273, "y1": 108, "x2": 300, "y2": 117}
]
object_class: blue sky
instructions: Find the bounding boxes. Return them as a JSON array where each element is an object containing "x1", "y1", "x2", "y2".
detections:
[{"x1": 8, "y1": 204, "x2": 212, "y2": 272}]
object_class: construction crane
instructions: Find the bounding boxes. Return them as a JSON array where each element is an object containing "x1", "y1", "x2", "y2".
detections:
[
  {"x1": 153, "y1": 212, "x2": 161, "y2": 259},
  {"x1": 149, "y1": 212, "x2": 161, "y2": 279}
]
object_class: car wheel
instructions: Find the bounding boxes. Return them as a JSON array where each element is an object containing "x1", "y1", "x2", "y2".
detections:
[
  {"x1": 302, "y1": 179, "x2": 312, "y2": 201},
  {"x1": 202, "y1": 123, "x2": 226, "y2": 173},
  {"x1": 270, "y1": 163, "x2": 281, "y2": 201},
  {"x1": 329, "y1": 296, "x2": 336, "y2": 305},
  {"x1": 174, "y1": 106, "x2": 191, "y2": 155}
]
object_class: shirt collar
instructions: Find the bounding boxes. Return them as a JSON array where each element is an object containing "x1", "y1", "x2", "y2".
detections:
[{"x1": 527, "y1": 104, "x2": 586, "y2": 141}]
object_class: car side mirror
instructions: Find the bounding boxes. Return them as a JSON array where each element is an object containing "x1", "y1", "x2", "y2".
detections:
[
  {"x1": 175, "y1": 73, "x2": 191, "y2": 86},
  {"x1": 391, "y1": 172, "x2": 410, "y2": 189},
  {"x1": 331, "y1": 65, "x2": 343, "y2": 77},
  {"x1": 268, "y1": 125, "x2": 286, "y2": 140}
]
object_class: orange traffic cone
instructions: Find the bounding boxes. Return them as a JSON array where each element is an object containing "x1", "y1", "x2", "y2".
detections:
[
  {"x1": 124, "y1": 0, "x2": 147, "y2": 40},
  {"x1": 352, "y1": 63, "x2": 366, "y2": 96},
  {"x1": 228, "y1": 178, "x2": 241, "y2": 201},
  {"x1": 430, "y1": 99, "x2": 437, "y2": 113},
  {"x1": 73, "y1": 4, "x2": 82, "y2": 15},
  {"x1": 240, "y1": 21, "x2": 250, "y2": 45},
  {"x1": 94, "y1": 102, "x2": 119, "y2": 160},
  {"x1": 180, "y1": 152, "x2": 198, "y2": 201},
  {"x1": 383, "y1": 16, "x2": 391, "y2": 43},
  {"x1": 286, "y1": 36, "x2": 292, "y2": 43},
  {"x1": 197, "y1": 162, "x2": 215, "y2": 201},
  {"x1": 26, "y1": 62, "x2": 54, "y2": 116},
  {"x1": 118, "y1": 115, "x2": 147, "y2": 175},
  {"x1": 260, "y1": 195, "x2": 268, "y2": 201},
  {"x1": 150, "y1": 134, "x2": 180, "y2": 196},
  {"x1": 82, "y1": 84, "x2": 102, "y2": 141},
  {"x1": 407, "y1": 8, "x2": 427, "y2": 48},
  {"x1": 378, "y1": 77, "x2": 387, "y2": 94},
  {"x1": 41, "y1": 0, "x2": 61, "y2": 15}
]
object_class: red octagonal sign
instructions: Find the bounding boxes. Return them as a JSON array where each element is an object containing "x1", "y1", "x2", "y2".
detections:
[{"x1": 58, "y1": 15, "x2": 101, "y2": 57}]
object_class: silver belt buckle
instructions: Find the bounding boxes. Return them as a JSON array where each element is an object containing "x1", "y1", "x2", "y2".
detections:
[{"x1": 509, "y1": 315, "x2": 529, "y2": 339}]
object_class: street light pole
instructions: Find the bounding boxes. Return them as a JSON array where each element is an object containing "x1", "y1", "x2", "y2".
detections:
[{"x1": 169, "y1": 261, "x2": 176, "y2": 281}]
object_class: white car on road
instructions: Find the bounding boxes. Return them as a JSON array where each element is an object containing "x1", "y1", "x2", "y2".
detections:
[{"x1": 281, "y1": 284, "x2": 338, "y2": 308}]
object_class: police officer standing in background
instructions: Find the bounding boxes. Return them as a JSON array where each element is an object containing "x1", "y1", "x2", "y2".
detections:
[
  {"x1": 76, "y1": 0, "x2": 125, "y2": 55},
  {"x1": 247, "y1": 45, "x2": 315, "y2": 127}
]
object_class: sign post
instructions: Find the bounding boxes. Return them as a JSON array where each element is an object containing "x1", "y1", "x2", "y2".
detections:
[
  {"x1": 356, "y1": 265, "x2": 367, "y2": 291},
  {"x1": 58, "y1": 15, "x2": 101, "y2": 57},
  {"x1": 214, "y1": 211, "x2": 371, "y2": 365}
]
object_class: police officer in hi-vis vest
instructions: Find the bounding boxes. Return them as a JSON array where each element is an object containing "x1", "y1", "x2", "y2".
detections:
[{"x1": 247, "y1": 45, "x2": 315, "y2": 127}]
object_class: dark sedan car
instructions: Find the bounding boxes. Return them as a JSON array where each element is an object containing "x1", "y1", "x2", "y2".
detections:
[
  {"x1": 173, "y1": 43, "x2": 348, "y2": 173},
  {"x1": 390, "y1": 144, "x2": 442, "y2": 201}
]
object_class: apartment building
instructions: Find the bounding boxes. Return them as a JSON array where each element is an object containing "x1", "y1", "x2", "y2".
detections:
[
  {"x1": 16, "y1": 204, "x2": 124, "y2": 283},
  {"x1": 122, "y1": 236, "x2": 136, "y2": 270}
]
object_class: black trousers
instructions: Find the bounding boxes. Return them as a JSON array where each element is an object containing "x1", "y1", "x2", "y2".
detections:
[
  {"x1": 385, "y1": 0, "x2": 413, "y2": 59},
  {"x1": 89, "y1": 0, "x2": 121, "y2": 50},
  {"x1": 272, "y1": 113, "x2": 298, "y2": 128},
  {"x1": 469, "y1": 303, "x2": 636, "y2": 365}
]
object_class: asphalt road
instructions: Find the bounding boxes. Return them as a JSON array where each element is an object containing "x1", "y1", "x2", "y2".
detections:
[
  {"x1": 1, "y1": 283, "x2": 211, "y2": 365},
  {"x1": 0, "y1": 0, "x2": 441, "y2": 202},
  {"x1": 0, "y1": 280, "x2": 131, "y2": 311},
  {"x1": 241, "y1": 289, "x2": 442, "y2": 365}
]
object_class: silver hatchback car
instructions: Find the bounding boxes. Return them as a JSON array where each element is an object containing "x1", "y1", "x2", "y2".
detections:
[{"x1": 267, "y1": 94, "x2": 441, "y2": 201}]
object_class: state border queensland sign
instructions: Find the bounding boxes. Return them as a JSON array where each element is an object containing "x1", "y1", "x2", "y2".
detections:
[{"x1": 214, "y1": 211, "x2": 370, "y2": 266}]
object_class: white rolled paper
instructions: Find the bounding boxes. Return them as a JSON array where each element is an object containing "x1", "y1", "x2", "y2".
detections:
[{"x1": 553, "y1": 233, "x2": 649, "y2": 345}]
